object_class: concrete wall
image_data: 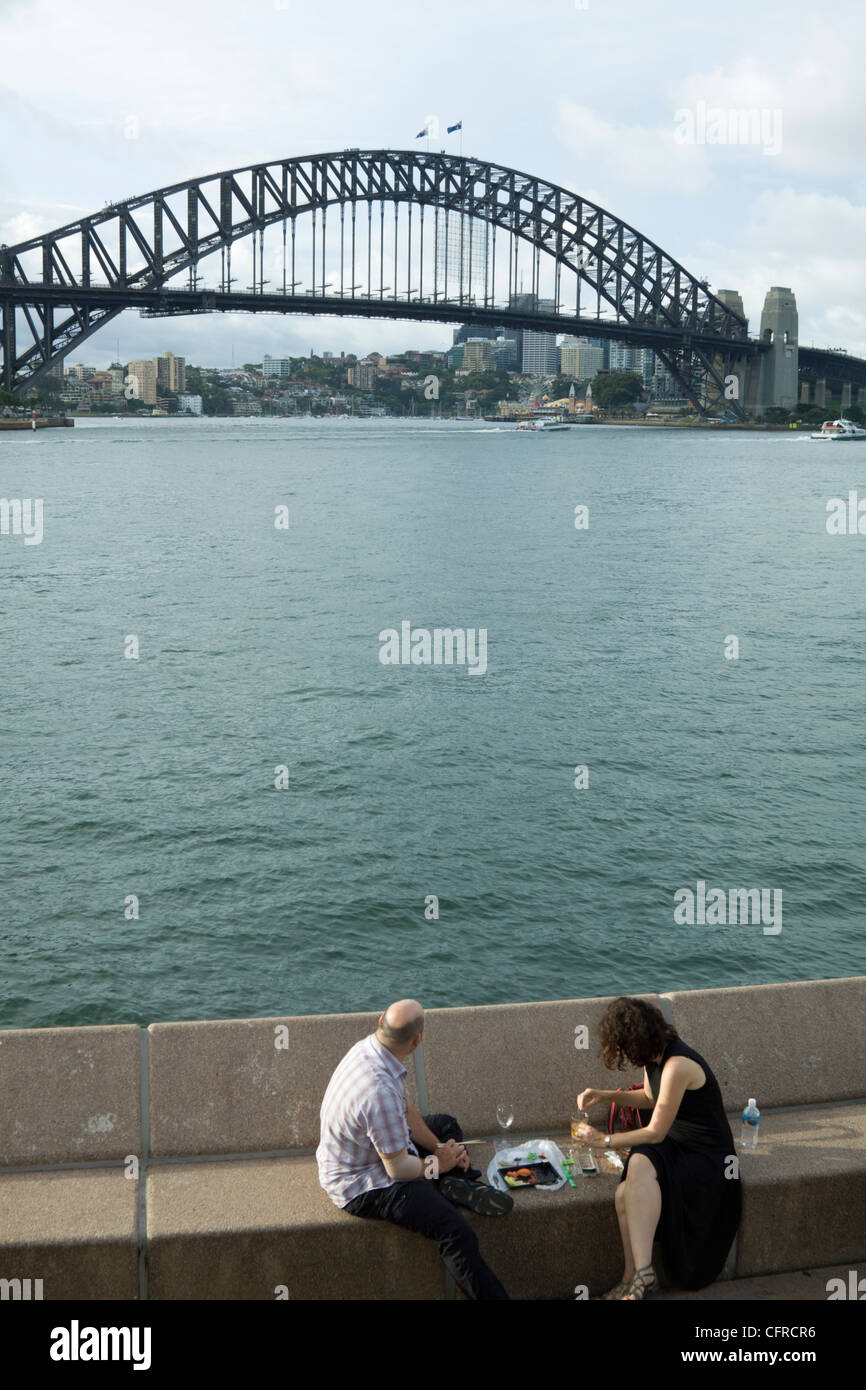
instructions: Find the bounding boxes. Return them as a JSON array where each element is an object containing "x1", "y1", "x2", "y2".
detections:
[{"x1": 1, "y1": 976, "x2": 864, "y2": 1299}]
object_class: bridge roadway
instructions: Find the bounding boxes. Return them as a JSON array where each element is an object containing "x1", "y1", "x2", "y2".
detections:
[{"x1": 2, "y1": 148, "x2": 865, "y2": 405}]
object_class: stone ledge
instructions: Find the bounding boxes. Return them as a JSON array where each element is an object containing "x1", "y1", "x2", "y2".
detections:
[
  {"x1": 0, "y1": 1168, "x2": 139, "y2": 1299},
  {"x1": 0, "y1": 1024, "x2": 141, "y2": 1167},
  {"x1": 146, "y1": 1155, "x2": 443, "y2": 1300}
]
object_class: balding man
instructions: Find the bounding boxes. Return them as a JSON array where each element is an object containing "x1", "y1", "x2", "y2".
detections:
[{"x1": 317, "y1": 998, "x2": 510, "y2": 1300}]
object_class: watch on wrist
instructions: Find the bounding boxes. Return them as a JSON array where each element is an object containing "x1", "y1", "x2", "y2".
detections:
[{"x1": 604, "y1": 1134, "x2": 612, "y2": 1148}]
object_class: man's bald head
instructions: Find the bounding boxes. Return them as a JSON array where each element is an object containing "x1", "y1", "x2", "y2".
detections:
[{"x1": 377, "y1": 999, "x2": 424, "y2": 1052}]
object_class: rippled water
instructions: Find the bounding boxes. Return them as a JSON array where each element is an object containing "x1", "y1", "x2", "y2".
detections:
[{"x1": 2, "y1": 416, "x2": 863, "y2": 1028}]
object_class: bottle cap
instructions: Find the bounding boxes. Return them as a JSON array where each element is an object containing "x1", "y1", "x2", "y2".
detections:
[{"x1": 748, "y1": 1098, "x2": 756, "y2": 1107}]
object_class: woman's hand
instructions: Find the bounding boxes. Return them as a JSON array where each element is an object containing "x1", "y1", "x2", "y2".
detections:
[
  {"x1": 577, "y1": 1122, "x2": 604, "y2": 1143},
  {"x1": 577, "y1": 1088, "x2": 605, "y2": 1110}
]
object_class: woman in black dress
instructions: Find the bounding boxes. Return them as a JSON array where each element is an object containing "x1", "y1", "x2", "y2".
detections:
[{"x1": 576, "y1": 997, "x2": 741, "y2": 1300}]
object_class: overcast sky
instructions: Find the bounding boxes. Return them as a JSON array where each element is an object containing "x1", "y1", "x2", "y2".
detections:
[{"x1": 2, "y1": 0, "x2": 864, "y2": 366}]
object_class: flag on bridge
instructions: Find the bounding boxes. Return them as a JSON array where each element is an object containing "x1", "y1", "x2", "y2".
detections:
[
  {"x1": 416, "y1": 122, "x2": 432, "y2": 138},
  {"x1": 447, "y1": 121, "x2": 463, "y2": 133}
]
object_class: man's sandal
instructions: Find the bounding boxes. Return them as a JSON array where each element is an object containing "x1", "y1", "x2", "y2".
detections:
[
  {"x1": 621, "y1": 1264, "x2": 656, "y2": 1300},
  {"x1": 439, "y1": 1174, "x2": 513, "y2": 1215}
]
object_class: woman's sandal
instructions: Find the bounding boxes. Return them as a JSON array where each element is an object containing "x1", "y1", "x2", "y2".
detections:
[
  {"x1": 621, "y1": 1264, "x2": 656, "y2": 1300},
  {"x1": 600, "y1": 1279, "x2": 630, "y2": 1300}
]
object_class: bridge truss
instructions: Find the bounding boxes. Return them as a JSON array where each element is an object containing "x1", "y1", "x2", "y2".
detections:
[{"x1": 1, "y1": 150, "x2": 759, "y2": 413}]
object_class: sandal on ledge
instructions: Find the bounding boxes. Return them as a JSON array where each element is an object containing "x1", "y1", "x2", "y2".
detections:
[
  {"x1": 621, "y1": 1264, "x2": 656, "y2": 1300},
  {"x1": 600, "y1": 1280, "x2": 630, "y2": 1300}
]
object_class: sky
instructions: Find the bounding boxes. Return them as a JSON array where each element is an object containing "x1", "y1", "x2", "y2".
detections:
[{"x1": 1, "y1": 0, "x2": 864, "y2": 367}]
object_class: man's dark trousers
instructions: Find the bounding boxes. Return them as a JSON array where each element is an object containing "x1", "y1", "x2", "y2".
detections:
[{"x1": 342, "y1": 1113, "x2": 509, "y2": 1300}]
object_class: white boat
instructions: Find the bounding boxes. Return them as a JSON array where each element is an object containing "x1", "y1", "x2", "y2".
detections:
[
  {"x1": 516, "y1": 416, "x2": 569, "y2": 431},
  {"x1": 810, "y1": 418, "x2": 866, "y2": 440}
]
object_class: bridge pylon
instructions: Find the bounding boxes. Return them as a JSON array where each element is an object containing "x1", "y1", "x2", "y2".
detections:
[{"x1": 745, "y1": 287, "x2": 799, "y2": 415}]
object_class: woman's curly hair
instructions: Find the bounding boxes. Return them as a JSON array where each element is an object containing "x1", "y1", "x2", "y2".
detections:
[{"x1": 598, "y1": 996, "x2": 678, "y2": 1070}]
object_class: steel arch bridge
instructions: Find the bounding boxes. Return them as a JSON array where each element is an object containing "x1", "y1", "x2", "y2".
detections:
[{"x1": 1, "y1": 149, "x2": 760, "y2": 412}]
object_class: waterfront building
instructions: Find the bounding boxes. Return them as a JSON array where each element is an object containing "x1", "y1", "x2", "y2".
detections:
[
  {"x1": 178, "y1": 394, "x2": 204, "y2": 415},
  {"x1": 508, "y1": 293, "x2": 558, "y2": 375},
  {"x1": 461, "y1": 338, "x2": 494, "y2": 373},
  {"x1": 490, "y1": 338, "x2": 518, "y2": 370},
  {"x1": 127, "y1": 359, "x2": 158, "y2": 405},
  {"x1": 560, "y1": 337, "x2": 604, "y2": 380},
  {"x1": 156, "y1": 351, "x2": 186, "y2": 394},
  {"x1": 347, "y1": 361, "x2": 377, "y2": 389},
  {"x1": 609, "y1": 343, "x2": 655, "y2": 385},
  {"x1": 521, "y1": 327, "x2": 558, "y2": 375},
  {"x1": 452, "y1": 323, "x2": 499, "y2": 346},
  {"x1": 650, "y1": 359, "x2": 681, "y2": 401},
  {"x1": 263, "y1": 355, "x2": 294, "y2": 377}
]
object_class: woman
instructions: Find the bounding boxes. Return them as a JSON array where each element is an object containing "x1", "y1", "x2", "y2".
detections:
[{"x1": 577, "y1": 996, "x2": 740, "y2": 1300}]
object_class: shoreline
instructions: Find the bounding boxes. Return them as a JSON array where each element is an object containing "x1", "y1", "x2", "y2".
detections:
[{"x1": 0, "y1": 417, "x2": 74, "y2": 431}]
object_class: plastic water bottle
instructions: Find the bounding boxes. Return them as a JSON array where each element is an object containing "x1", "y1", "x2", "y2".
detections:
[{"x1": 741, "y1": 1098, "x2": 760, "y2": 1149}]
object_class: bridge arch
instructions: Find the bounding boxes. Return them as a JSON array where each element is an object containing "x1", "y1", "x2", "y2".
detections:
[{"x1": 1, "y1": 149, "x2": 753, "y2": 407}]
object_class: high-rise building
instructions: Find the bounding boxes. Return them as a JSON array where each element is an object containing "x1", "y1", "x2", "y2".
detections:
[
  {"x1": 491, "y1": 338, "x2": 518, "y2": 370},
  {"x1": 453, "y1": 323, "x2": 499, "y2": 346},
  {"x1": 508, "y1": 294, "x2": 558, "y2": 375},
  {"x1": 608, "y1": 343, "x2": 655, "y2": 385},
  {"x1": 127, "y1": 360, "x2": 158, "y2": 405},
  {"x1": 560, "y1": 338, "x2": 604, "y2": 380},
  {"x1": 461, "y1": 338, "x2": 493, "y2": 373},
  {"x1": 155, "y1": 351, "x2": 185, "y2": 394},
  {"x1": 263, "y1": 355, "x2": 293, "y2": 377},
  {"x1": 348, "y1": 361, "x2": 376, "y2": 389}
]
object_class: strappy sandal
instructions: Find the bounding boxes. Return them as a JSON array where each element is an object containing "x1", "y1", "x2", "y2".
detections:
[
  {"x1": 621, "y1": 1264, "x2": 656, "y2": 1300},
  {"x1": 600, "y1": 1279, "x2": 630, "y2": 1300}
]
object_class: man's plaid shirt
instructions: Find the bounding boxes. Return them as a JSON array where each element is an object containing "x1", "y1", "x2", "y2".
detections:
[{"x1": 317, "y1": 1033, "x2": 419, "y2": 1207}]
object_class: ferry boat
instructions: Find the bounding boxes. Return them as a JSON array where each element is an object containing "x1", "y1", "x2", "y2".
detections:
[
  {"x1": 516, "y1": 416, "x2": 569, "y2": 431},
  {"x1": 810, "y1": 418, "x2": 866, "y2": 440}
]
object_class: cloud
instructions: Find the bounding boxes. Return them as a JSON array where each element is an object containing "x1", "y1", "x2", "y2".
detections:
[
  {"x1": 555, "y1": 99, "x2": 710, "y2": 204},
  {"x1": 672, "y1": 51, "x2": 866, "y2": 177},
  {"x1": 695, "y1": 188, "x2": 866, "y2": 356}
]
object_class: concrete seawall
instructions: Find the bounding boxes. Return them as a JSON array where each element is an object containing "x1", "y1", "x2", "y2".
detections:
[
  {"x1": 0, "y1": 975, "x2": 863, "y2": 1300},
  {"x1": 0, "y1": 417, "x2": 73, "y2": 430}
]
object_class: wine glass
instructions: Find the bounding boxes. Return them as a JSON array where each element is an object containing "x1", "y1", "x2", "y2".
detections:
[{"x1": 495, "y1": 1102, "x2": 514, "y2": 1153}]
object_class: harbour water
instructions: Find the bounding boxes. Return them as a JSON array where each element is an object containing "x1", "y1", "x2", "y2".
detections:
[{"x1": 2, "y1": 416, "x2": 863, "y2": 1028}]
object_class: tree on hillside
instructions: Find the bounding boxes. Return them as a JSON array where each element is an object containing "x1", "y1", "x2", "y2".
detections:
[{"x1": 591, "y1": 371, "x2": 644, "y2": 409}]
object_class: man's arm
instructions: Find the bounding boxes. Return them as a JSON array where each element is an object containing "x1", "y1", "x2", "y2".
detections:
[
  {"x1": 379, "y1": 1141, "x2": 466, "y2": 1180},
  {"x1": 406, "y1": 1101, "x2": 442, "y2": 1153},
  {"x1": 406, "y1": 1101, "x2": 469, "y2": 1172},
  {"x1": 379, "y1": 1149, "x2": 425, "y2": 1180}
]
